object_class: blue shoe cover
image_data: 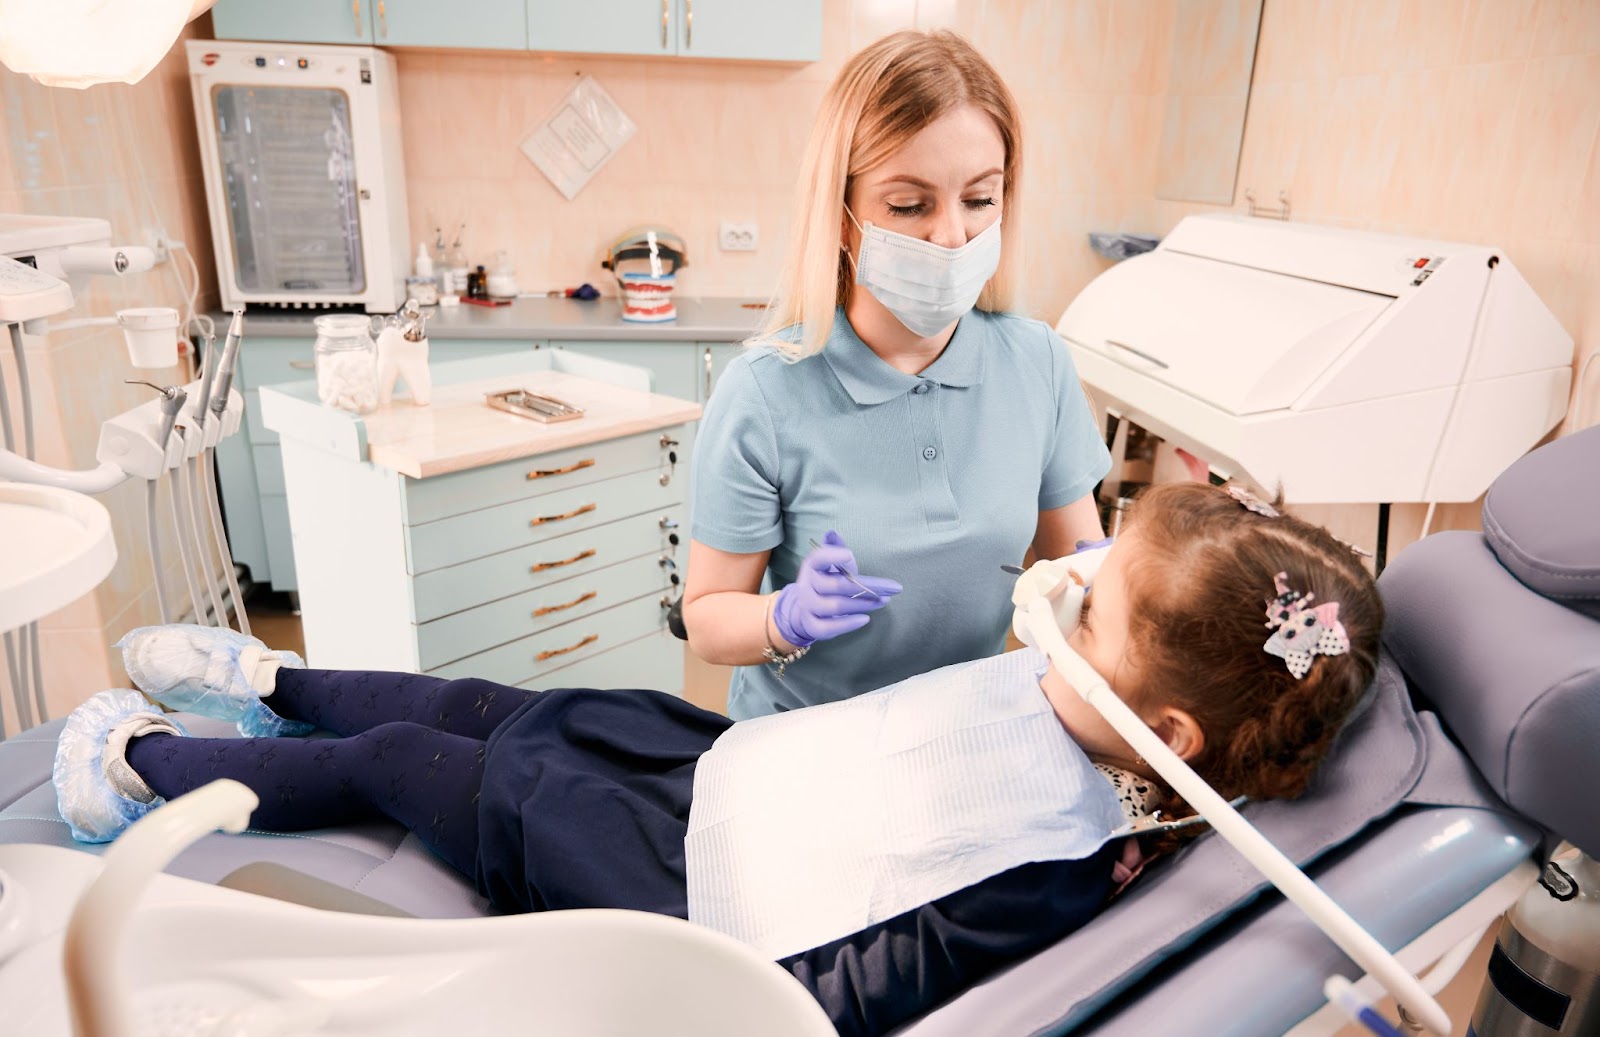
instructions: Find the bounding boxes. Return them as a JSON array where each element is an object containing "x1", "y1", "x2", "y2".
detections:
[
  {"x1": 53, "y1": 690, "x2": 185, "y2": 844},
  {"x1": 116, "y1": 625, "x2": 314, "y2": 737}
]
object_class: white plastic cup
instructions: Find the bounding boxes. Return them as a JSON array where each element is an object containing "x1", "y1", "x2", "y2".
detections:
[{"x1": 116, "y1": 307, "x2": 180, "y2": 369}]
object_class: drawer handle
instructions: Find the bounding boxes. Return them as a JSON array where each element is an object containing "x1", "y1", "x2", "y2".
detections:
[
  {"x1": 533, "y1": 590, "x2": 597, "y2": 618},
  {"x1": 529, "y1": 503, "x2": 596, "y2": 527},
  {"x1": 288, "y1": 359, "x2": 316, "y2": 370},
  {"x1": 537, "y1": 633, "x2": 599, "y2": 662},
  {"x1": 526, "y1": 458, "x2": 596, "y2": 481},
  {"x1": 530, "y1": 548, "x2": 596, "y2": 573}
]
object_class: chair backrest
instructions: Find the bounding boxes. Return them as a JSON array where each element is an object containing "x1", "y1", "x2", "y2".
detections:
[{"x1": 1379, "y1": 425, "x2": 1600, "y2": 857}]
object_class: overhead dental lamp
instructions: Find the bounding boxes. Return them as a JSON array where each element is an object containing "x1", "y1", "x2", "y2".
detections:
[{"x1": 0, "y1": 0, "x2": 216, "y2": 88}]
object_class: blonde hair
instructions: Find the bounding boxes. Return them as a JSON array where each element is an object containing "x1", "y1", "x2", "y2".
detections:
[{"x1": 758, "y1": 30, "x2": 1024, "y2": 360}]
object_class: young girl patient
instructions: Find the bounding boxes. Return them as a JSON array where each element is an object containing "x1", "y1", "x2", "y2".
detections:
[{"x1": 54, "y1": 483, "x2": 1380, "y2": 1037}]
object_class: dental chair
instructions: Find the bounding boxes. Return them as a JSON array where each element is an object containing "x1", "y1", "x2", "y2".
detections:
[{"x1": 0, "y1": 426, "x2": 1595, "y2": 1035}]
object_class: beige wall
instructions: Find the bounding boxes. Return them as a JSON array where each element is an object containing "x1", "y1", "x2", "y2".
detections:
[
  {"x1": 393, "y1": 0, "x2": 1170, "y2": 320},
  {"x1": 2, "y1": 1, "x2": 1596, "y2": 717},
  {"x1": 0, "y1": 23, "x2": 216, "y2": 722}
]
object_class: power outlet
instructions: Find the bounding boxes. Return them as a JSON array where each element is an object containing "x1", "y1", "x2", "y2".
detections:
[{"x1": 718, "y1": 221, "x2": 759, "y2": 252}]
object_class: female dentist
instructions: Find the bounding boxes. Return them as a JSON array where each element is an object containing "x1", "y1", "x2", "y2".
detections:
[{"x1": 684, "y1": 29, "x2": 1110, "y2": 720}]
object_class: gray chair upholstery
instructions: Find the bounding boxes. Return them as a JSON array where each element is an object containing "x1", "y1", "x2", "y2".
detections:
[{"x1": 1382, "y1": 426, "x2": 1600, "y2": 857}]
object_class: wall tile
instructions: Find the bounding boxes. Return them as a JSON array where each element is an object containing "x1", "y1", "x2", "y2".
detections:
[
  {"x1": 1459, "y1": 0, "x2": 1543, "y2": 63},
  {"x1": 1531, "y1": 0, "x2": 1600, "y2": 57},
  {"x1": 1505, "y1": 53, "x2": 1600, "y2": 239}
]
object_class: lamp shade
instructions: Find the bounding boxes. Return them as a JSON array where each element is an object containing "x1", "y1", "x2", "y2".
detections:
[{"x1": 0, "y1": 0, "x2": 208, "y2": 88}]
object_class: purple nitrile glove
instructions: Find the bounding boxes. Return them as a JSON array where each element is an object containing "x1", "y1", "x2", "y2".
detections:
[
  {"x1": 772, "y1": 530, "x2": 903, "y2": 648},
  {"x1": 1074, "y1": 536, "x2": 1116, "y2": 553}
]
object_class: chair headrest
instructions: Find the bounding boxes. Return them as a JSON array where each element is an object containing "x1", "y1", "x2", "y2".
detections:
[{"x1": 1482, "y1": 424, "x2": 1600, "y2": 619}]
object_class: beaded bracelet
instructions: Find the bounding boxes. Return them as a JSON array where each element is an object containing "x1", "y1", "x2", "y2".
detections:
[{"x1": 761, "y1": 593, "x2": 809, "y2": 680}]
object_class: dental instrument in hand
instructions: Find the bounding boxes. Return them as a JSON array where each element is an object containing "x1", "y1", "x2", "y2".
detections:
[{"x1": 808, "y1": 538, "x2": 881, "y2": 600}]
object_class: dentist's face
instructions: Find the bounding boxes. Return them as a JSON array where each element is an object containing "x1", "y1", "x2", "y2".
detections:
[{"x1": 844, "y1": 103, "x2": 1006, "y2": 251}]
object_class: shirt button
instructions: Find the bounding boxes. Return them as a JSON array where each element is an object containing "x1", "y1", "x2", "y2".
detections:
[
  {"x1": 914, "y1": 382, "x2": 930, "y2": 394},
  {"x1": 922, "y1": 446, "x2": 938, "y2": 460}
]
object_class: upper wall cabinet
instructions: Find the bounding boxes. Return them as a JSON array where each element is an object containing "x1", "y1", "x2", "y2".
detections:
[
  {"x1": 212, "y1": 0, "x2": 819, "y2": 62},
  {"x1": 211, "y1": 0, "x2": 529, "y2": 50},
  {"x1": 528, "y1": 0, "x2": 821, "y2": 61}
]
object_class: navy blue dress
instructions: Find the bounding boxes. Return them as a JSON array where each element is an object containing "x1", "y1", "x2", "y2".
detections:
[{"x1": 475, "y1": 688, "x2": 1117, "y2": 1037}]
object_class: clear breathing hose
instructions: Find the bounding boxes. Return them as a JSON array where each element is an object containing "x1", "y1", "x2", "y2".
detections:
[
  {"x1": 145, "y1": 480, "x2": 170, "y2": 624},
  {"x1": 164, "y1": 464, "x2": 207, "y2": 626},
  {"x1": 201, "y1": 450, "x2": 250, "y2": 636},
  {"x1": 185, "y1": 454, "x2": 230, "y2": 630}
]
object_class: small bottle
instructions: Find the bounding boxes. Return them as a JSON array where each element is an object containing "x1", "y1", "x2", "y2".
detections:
[
  {"x1": 415, "y1": 242, "x2": 433, "y2": 279},
  {"x1": 471, "y1": 265, "x2": 489, "y2": 299},
  {"x1": 449, "y1": 242, "x2": 469, "y2": 300}
]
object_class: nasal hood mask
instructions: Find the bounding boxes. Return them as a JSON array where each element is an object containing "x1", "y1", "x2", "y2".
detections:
[
  {"x1": 1010, "y1": 543, "x2": 1113, "y2": 649},
  {"x1": 845, "y1": 208, "x2": 1002, "y2": 338}
]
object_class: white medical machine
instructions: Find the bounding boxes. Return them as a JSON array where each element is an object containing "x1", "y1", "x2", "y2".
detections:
[
  {"x1": 1058, "y1": 215, "x2": 1574, "y2": 559},
  {"x1": 0, "y1": 214, "x2": 250, "y2": 736},
  {"x1": 187, "y1": 40, "x2": 410, "y2": 313}
]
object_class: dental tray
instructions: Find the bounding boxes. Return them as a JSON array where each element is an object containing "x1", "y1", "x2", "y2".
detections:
[{"x1": 484, "y1": 388, "x2": 585, "y2": 423}]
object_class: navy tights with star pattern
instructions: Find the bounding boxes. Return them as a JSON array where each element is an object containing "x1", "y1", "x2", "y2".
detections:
[{"x1": 125, "y1": 670, "x2": 533, "y2": 877}]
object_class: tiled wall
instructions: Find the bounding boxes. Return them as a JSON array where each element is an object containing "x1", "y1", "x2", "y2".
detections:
[
  {"x1": 0, "y1": 23, "x2": 216, "y2": 721},
  {"x1": 394, "y1": 0, "x2": 1169, "y2": 322}
]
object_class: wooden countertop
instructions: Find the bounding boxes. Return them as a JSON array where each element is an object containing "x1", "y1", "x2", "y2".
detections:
[{"x1": 259, "y1": 352, "x2": 702, "y2": 479}]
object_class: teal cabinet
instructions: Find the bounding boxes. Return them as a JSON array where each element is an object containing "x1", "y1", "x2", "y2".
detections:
[
  {"x1": 698, "y1": 342, "x2": 740, "y2": 402},
  {"x1": 528, "y1": 0, "x2": 675, "y2": 56},
  {"x1": 674, "y1": 0, "x2": 820, "y2": 62},
  {"x1": 213, "y1": 0, "x2": 527, "y2": 49},
  {"x1": 373, "y1": 0, "x2": 528, "y2": 49},
  {"x1": 551, "y1": 341, "x2": 698, "y2": 403},
  {"x1": 210, "y1": 0, "x2": 375, "y2": 44},
  {"x1": 528, "y1": 0, "x2": 820, "y2": 60},
  {"x1": 213, "y1": 0, "x2": 820, "y2": 61}
]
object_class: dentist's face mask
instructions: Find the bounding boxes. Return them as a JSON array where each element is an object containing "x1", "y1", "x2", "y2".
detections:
[{"x1": 845, "y1": 207, "x2": 1002, "y2": 338}]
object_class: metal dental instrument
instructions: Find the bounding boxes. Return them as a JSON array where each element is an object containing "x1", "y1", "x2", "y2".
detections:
[
  {"x1": 807, "y1": 538, "x2": 880, "y2": 600},
  {"x1": 1000, "y1": 564, "x2": 1025, "y2": 575},
  {"x1": 198, "y1": 312, "x2": 251, "y2": 634}
]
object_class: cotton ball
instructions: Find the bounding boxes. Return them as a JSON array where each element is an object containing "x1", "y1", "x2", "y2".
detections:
[{"x1": 316, "y1": 348, "x2": 379, "y2": 414}]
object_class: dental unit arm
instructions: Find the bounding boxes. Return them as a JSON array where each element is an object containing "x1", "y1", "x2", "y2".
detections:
[{"x1": 1009, "y1": 554, "x2": 1453, "y2": 1037}]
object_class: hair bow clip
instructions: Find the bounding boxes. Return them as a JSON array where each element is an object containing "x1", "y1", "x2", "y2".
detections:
[
  {"x1": 1262, "y1": 571, "x2": 1350, "y2": 679},
  {"x1": 1225, "y1": 484, "x2": 1280, "y2": 518}
]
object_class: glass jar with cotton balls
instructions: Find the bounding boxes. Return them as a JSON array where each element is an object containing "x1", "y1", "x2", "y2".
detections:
[{"x1": 311, "y1": 314, "x2": 379, "y2": 414}]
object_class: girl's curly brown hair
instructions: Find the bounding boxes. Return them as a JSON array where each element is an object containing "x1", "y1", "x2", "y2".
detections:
[{"x1": 1118, "y1": 483, "x2": 1383, "y2": 816}]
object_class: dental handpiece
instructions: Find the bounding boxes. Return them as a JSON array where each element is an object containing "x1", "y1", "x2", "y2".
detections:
[
  {"x1": 209, "y1": 309, "x2": 244, "y2": 418},
  {"x1": 127, "y1": 381, "x2": 188, "y2": 453},
  {"x1": 193, "y1": 331, "x2": 218, "y2": 430}
]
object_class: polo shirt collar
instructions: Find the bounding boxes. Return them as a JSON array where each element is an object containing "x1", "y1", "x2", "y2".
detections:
[{"x1": 823, "y1": 307, "x2": 988, "y2": 406}]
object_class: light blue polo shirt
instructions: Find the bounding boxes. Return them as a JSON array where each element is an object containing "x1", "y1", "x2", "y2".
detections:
[{"x1": 691, "y1": 306, "x2": 1110, "y2": 720}]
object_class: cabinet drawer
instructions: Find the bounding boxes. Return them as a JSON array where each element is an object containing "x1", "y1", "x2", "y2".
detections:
[
  {"x1": 525, "y1": 628, "x2": 684, "y2": 697},
  {"x1": 253, "y1": 444, "x2": 284, "y2": 496},
  {"x1": 406, "y1": 467, "x2": 683, "y2": 574},
  {"x1": 417, "y1": 553, "x2": 672, "y2": 669},
  {"x1": 425, "y1": 593, "x2": 671, "y2": 687},
  {"x1": 404, "y1": 429, "x2": 679, "y2": 525},
  {"x1": 410, "y1": 507, "x2": 683, "y2": 622}
]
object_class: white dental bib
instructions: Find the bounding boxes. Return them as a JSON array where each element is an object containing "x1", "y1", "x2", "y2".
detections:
[{"x1": 685, "y1": 648, "x2": 1125, "y2": 960}]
